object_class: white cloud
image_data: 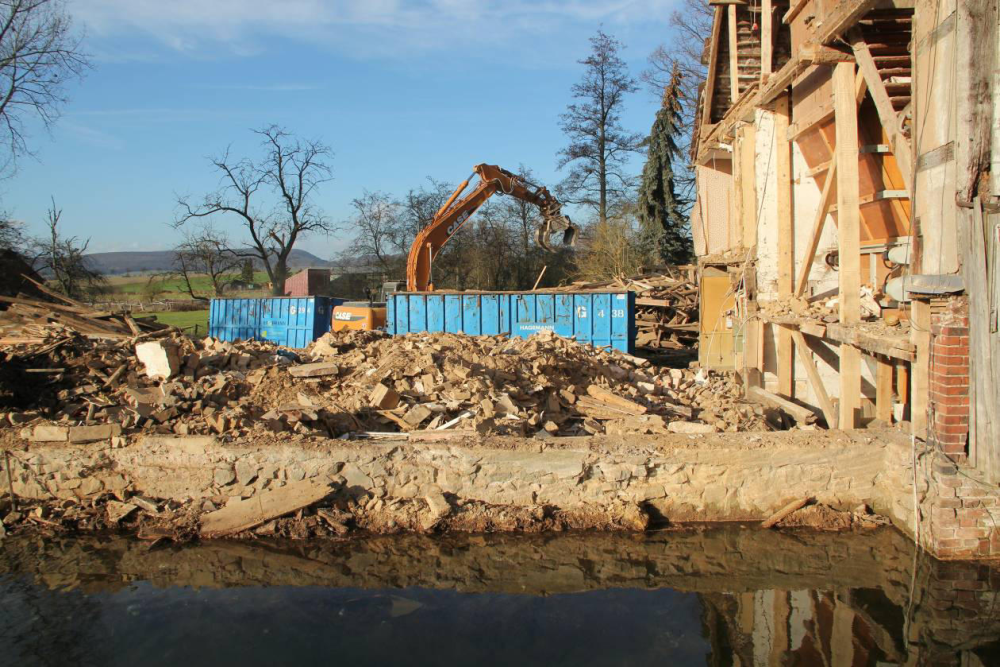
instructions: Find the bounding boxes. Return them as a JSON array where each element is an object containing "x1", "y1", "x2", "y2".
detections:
[{"x1": 71, "y1": 0, "x2": 677, "y2": 59}]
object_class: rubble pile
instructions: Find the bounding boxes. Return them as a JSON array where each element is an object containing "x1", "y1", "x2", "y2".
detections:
[
  {"x1": 1, "y1": 326, "x2": 772, "y2": 442},
  {"x1": 1, "y1": 332, "x2": 291, "y2": 441},
  {"x1": 555, "y1": 268, "x2": 699, "y2": 353},
  {"x1": 760, "y1": 287, "x2": 900, "y2": 326},
  {"x1": 291, "y1": 329, "x2": 765, "y2": 436}
]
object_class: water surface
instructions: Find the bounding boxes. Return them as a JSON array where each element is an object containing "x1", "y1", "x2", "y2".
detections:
[{"x1": 1, "y1": 527, "x2": 998, "y2": 666}]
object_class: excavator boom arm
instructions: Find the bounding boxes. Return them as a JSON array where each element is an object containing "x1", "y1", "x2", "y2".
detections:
[{"x1": 405, "y1": 164, "x2": 576, "y2": 291}]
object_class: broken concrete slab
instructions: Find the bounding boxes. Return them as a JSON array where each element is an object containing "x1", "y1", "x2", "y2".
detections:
[{"x1": 200, "y1": 478, "x2": 333, "y2": 538}]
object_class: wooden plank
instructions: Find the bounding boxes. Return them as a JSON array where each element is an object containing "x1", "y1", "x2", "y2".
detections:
[
  {"x1": 702, "y1": 7, "x2": 725, "y2": 129},
  {"x1": 815, "y1": 0, "x2": 879, "y2": 46},
  {"x1": 960, "y1": 201, "x2": 999, "y2": 478},
  {"x1": 834, "y1": 61, "x2": 862, "y2": 428},
  {"x1": 910, "y1": 299, "x2": 930, "y2": 436},
  {"x1": 782, "y1": 0, "x2": 808, "y2": 24},
  {"x1": 776, "y1": 93, "x2": 794, "y2": 396},
  {"x1": 762, "y1": 0, "x2": 773, "y2": 76},
  {"x1": 747, "y1": 386, "x2": 816, "y2": 424},
  {"x1": 796, "y1": 157, "x2": 838, "y2": 296},
  {"x1": 792, "y1": 330, "x2": 838, "y2": 428},
  {"x1": 585, "y1": 385, "x2": 648, "y2": 415},
  {"x1": 762, "y1": 497, "x2": 812, "y2": 528},
  {"x1": 876, "y1": 355, "x2": 893, "y2": 422},
  {"x1": 200, "y1": 479, "x2": 332, "y2": 538},
  {"x1": 849, "y1": 30, "x2": 913, "y2": 188},
  {"x1": 729, "y1": 5, "x2": 740, "y2": 102},
  {"x1": 823, "y1": 323, "x2": 915, "y2": 360}
]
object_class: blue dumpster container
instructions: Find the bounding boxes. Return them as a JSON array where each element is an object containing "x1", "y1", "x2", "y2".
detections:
[
  {"x1": 208, "y1": 298, "x2": 260, "y2": 342},
  {"x1": 386, "y1": 291, "x2": 635, "y2": 353},
  {"x1": 209, "y1": 296, "x2": 346, "y2": 347}
]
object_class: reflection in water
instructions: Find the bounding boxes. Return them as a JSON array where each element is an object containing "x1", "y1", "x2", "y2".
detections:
[{"x1": 1, "y1": 527, "x2": 999, "y2": 666}]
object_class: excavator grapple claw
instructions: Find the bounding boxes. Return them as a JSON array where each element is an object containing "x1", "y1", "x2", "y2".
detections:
[{"x1": 535, "y1": 213, "x2": 578, "y2": 252}]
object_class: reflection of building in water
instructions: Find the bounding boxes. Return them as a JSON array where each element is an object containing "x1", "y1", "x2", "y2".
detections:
[{"x1": 700, "y1": 571, "x2": 1000, "y2": 667}]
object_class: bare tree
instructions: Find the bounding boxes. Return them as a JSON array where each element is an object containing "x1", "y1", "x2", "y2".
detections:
[
  {"x1": 176, "y1": 125, "x2": 334, "y2": 296},
  {"x1": 172, "y1": 224, "x2": 241, "y2": 299},
  {"x1": 574, "y1": 211, "x2": 645, "y2": 282},
  {"x1": 640, "y1": 0, "x2": 713, "y2": 203},
  {"x1": 343, "y1": 190, "x2": 402, "y2": 272},
  {"x1": 557, "y1": 30, "x2": 643, "y2": 224},
  {"x1": 31, "y1": 197, "x2": 104, "y2": 299},
  {"x1": 0, "y1": 0, "x2": 89, "y2": 176}
]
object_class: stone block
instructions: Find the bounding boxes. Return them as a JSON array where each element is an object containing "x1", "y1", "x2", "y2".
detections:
[
  {"x1": 69, "y1": 424, "x2": 122, "y2": 443},
  {"x1": 30, "y1": 425, "x2": 69, "y2": 442},
  {"x1": 667, "y1": 421, "x2": 718, "y2": 434},
  {"x1": 135, "y1": 341, "x2": 181, "y2": 380}
]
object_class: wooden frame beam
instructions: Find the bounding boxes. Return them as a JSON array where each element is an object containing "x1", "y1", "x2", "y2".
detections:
[
  {"x1": 701, "y1": 7, "x2": 725, "y2": 130},
  {"x1": 834, "y1": 61, "x2": 862, "y2": 428},
  {"x1": 729, "y1": 5, "x2": 740, "y2": 102},
  {"x1": 876, "y1": 355, "x2": 894, "y2": 422},
  {"x1": 762, "y1": 0, "x2": 774, "y2": 76},
  {"x1": 776, "y1": 93, "x2": 795, "y2": 397},
  {"x1": 795, "y1": 158, "x2": 838, "y2": 296}
]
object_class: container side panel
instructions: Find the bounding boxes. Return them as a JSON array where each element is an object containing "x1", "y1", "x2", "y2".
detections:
[
  {"x1": 427, "y1": 295, "x2": 446, "y2": 333},
  {"x1": 481, "y1": 295, "x2": 500, "y2": 335},
  {"x1": 573, "y1": 295, "x2": 592, "y2": 346},
  {"x1": 462, "y1": 296, "x2": 481, "y2": 335},
  {"x1": 444, "y1": 295, "x2": 462, "y2": 333},
  {"x1": 555, "y1": 295, "x2": 574, "y2": 339},
  {"x1": 593, "y1": 293, "x2": 612, "y2": 349}
]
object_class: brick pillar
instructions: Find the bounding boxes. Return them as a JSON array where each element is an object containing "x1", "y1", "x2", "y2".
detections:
[{"x1": 927, "y1": 298, "x2": 970, "y2": 461}]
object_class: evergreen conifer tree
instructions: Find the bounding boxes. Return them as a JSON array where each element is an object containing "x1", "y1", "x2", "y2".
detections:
[{"x1": 638, "y1": 64, "x2": 694, "y2": 265}]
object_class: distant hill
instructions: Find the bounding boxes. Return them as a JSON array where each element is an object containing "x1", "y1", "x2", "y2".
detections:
[{"x1": 83, "y1": 249, "x2": 332, "y2": 275}]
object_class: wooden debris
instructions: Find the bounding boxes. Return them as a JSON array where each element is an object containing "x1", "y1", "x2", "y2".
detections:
[
  {"x1": 200, "y1": 479, "x2": 332, "y2": 538},
  {"x1": 287, "y1": 362, "x2": 340, "y2": 378},
  {"x1": 551, "y1": 267, "x2": 699, "y2": 353},
  {"x1": 586, "y1": 385, "x2": 648, "y2": 415},
  {"x1": 747, "y1": 386, "x2": 816, "y2": 424},
  {"x1": 369, "y1": 383, "x2": 400, "y2": 409},
  {"x1": 762, "y1": 497, "x2": 813, "y2": 529}
]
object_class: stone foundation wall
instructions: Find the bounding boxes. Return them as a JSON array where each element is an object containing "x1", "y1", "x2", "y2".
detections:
[
  {"x1": 4, "y1": 431, "x2": 900, "y2": 523},
  {"x1": 5, "y1": 429, "x2": 1000, "y2": 560}
]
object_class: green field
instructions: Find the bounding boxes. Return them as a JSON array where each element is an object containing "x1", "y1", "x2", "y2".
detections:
[
  {"x1": 106, "y1": 272, "x2": 271, "y2": 300},
  {"x1": 147, "y1": 309, "x2": 210, "y2": 334}
]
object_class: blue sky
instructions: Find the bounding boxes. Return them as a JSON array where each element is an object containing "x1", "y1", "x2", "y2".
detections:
[{"x1": 5, "y1": 0, "x2": 678, "y2": 259}]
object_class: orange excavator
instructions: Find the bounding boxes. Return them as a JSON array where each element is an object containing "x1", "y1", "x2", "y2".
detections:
[
  {"x1": 332, "y1": 164, "x2": 577, "y2": 330},
  {"x1": 406, "y1": 163, "x2": 577, "y2": 291}
]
